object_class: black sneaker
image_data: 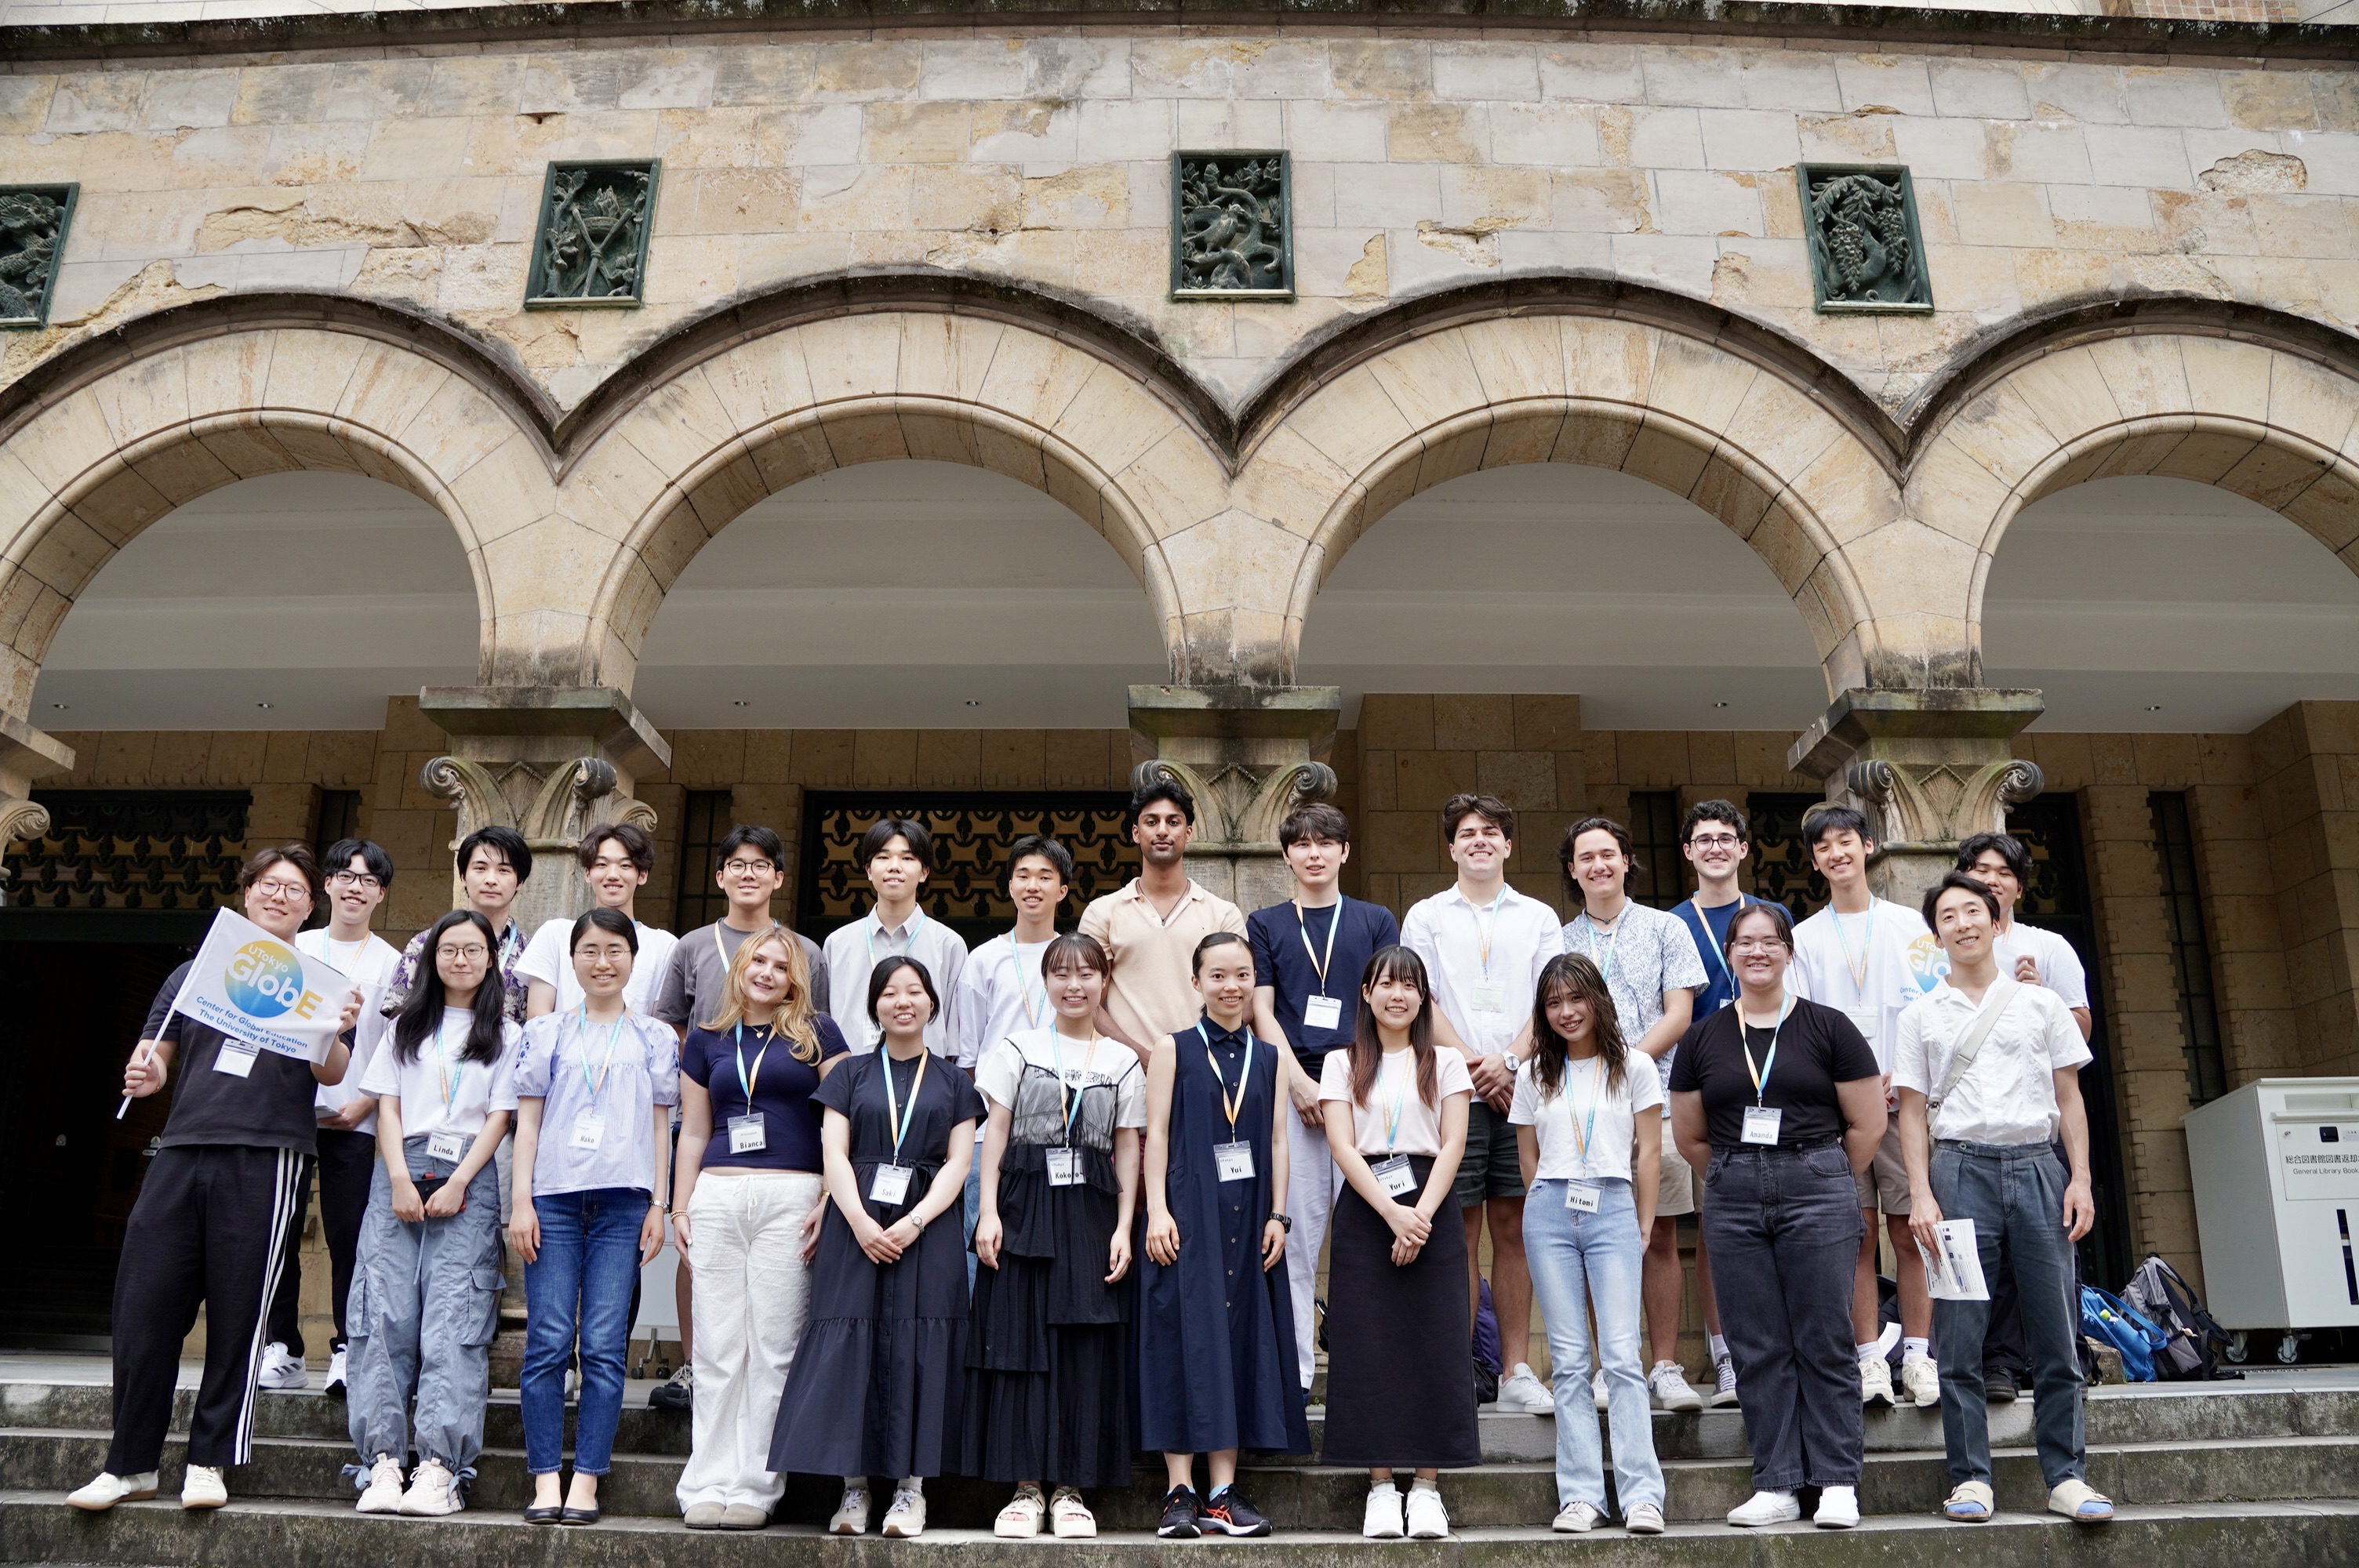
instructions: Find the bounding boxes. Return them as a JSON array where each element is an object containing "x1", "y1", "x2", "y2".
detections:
[
  {"x1": 1985, "y1": 1368, "x2": 2019, "y2": 1403},
  {"x1": 649, "y1": 1366, "x2": 693, "y2": 1410},
  {"x1": 1201, "y1": 1486, "x2": 1272, "y2": 1537},
  {"x1": 1157, "y1": 1486, "x2": 1201, "y2": 1539}
]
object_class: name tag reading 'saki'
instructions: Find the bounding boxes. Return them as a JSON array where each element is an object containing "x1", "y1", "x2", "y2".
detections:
[
  {"x1": 427, "y1": 1130, "x2": 467, "y2": 1163},
  {"x1": 869, "y1": 1163, "x2": 914, "y2": 1205}
]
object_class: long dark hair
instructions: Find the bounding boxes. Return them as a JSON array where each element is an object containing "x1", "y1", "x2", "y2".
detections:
[
  {"x1": 392, "y1": 909, "x2": 507, "y2": 1066},
  {"x1": 1530, "y1": 951, "x2": 1629, "y2": 1098},
  {"x1": 1347, "y1": 945, "x2": 1439, "y2": 1111}
]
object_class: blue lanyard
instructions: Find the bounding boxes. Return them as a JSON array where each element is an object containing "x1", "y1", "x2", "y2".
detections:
[
  {"x1": 1196, "y1": 1021, "x2": 1256, "y2": 1136},
  {"x1": 1051, "y1": 1029, "x2": 1101, "y2": 1142},
  {"x1": 1693, "y1": 895, "x2": 1753, "y2": 990},
  {"x1": 732, "y1": 1022, "x2": 771, "y2": 1119},
  {"x1": 1742, "y1": 995, "x2": 1795, "y2": 1105},
  {"x1": 1379, "y1": 1048, "x2": 1409, "y2": 1152},
  {"x1": 434, "y1": 1014, "x2": 464, "y2": 1123},
  {"x1": 1578, "y1": 909, "x2": 1622, "y2": 985},
  {"x1": 881, "y1": 1050, "x2": 927, "y2": 1163},
  {"x1": 1009, "y1": 938, "x2": 1049, "y2": 1029},
  {"x1": 574, "y1": 1004, "x2": 626, "y2": 1109},
  {"x1": 1565, "y1": 1054, "x2": 1601, "y2": 1172}
]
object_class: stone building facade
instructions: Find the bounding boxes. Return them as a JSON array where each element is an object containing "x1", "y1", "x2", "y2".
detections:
[{"x1": 1, "y1": 0, "x2": 2356, "y2": 1354}]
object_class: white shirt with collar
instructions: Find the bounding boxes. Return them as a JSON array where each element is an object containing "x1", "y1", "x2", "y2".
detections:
[
  {"x1": 1893, "y1": 978, "x2": 2093, "y2": 1146},
  {"x1": 1400, "y1": 881, "x2": 1565, "y2": 1057},
  {"x1": 517, "y1": 917, "x2": 679, "y2": 1018},
  {"x1": 297, "y1": 927, "x2": 403, "y2": 1131},
  {"x1": 822, "y1": 908, "x2": 967, "y2": 1056},
  {"x1": 1994, "y1": 919, "x2": 2089, "y2": 1010}
]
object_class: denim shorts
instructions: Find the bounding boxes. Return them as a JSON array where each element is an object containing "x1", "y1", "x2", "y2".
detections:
[{"x1": 1454, "y1": 1100, "x2": 1527, "y2": 1207}]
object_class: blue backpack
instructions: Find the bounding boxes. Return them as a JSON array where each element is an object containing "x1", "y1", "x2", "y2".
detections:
[{"x1": 2080, "y1": 1286, "x2": 2168, "y2": 1382}]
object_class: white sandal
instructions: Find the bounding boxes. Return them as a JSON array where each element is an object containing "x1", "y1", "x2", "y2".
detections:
[
  {"x1": 1049, "y1": 1486, "x2": 1096, "y2": 1538},
  {"x1": 994, "y1": 1484, "x2": 1046, "y2": 1538}
]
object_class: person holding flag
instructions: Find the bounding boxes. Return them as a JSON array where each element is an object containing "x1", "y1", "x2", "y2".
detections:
[{"x1": 70, "y1": 846, "x2": 363, "y2": 1513}]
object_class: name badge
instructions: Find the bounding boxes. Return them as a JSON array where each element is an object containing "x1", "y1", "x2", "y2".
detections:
[
  {"x1": 1845, "y1": 1007, "x2": 1881, "y2": 1045},
  {"x1": 213, "y1": 1044, "x2": 259, "y2": 1078},
  {"x1": 1046, "y1": 1147, "x2": 1082, "y2": 1186},
  {"x1": 570, "y1": 1115, "x2": 606, "y2": 1152},
  {"x1": 1303, "y1": 995, "x2": 1343, "y2": 1030},
  {"x1": 1370, "y1": 1154, "x2": 1416, "y2": 1199},
  {"x1": 1565, "y1": 1180, "x2": 1602, "y2": 1213},
  {"x1": 1213, "y1": 1141, "x2": 1255, "y2": 1182},
  {"x1": 1741, "y1": 1105, "x2": 1783, "y2": 1145},
  {"x1": 869, "y1": 1163, "x2": 914, "y2": 1205},
  {"x1": 1472, "y1": 984, "x2": 1506, "y2": 1014},
  {"x1": 727, "y1": 1114, "x2": 766, "y2": 1155},
  {"x1": 427, "y1": 1130, "x2": 467, "y2": 1163}
]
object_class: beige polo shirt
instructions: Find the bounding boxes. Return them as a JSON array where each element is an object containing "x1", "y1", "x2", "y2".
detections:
[{"x1": 1078, "y1": 876, "x2": 1247, "y2": 1050}]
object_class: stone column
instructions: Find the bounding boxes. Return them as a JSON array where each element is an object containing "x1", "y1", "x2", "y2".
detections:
[
  {"x1": 1126, "y1": 684, "x2": 1342, "y2": 915},
  {"x1": 0, "y1": 716, "x2": 73, "y2": 906},
  {"x1": 1788, "y1": 688, "x2": 2048, "y2": 913}
]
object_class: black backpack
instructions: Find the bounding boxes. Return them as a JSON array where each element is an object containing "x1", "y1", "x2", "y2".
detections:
[{"x1": 2121, "y1": 1253, "x2": 2240, "y2": 1381}]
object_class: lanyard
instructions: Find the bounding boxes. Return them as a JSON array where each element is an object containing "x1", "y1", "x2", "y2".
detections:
[
  {"x1": 1579, "y1": 909, "x2": 1623, "y2": 985},
  {"x1": 732, "y1": 1022, "x2": 772, "y2": 1118},
  {"x1": 1470, "y1": 889, "x2": 1507, "y2": 978},
  {"x1": 574, "y1": 1004, "x2": 627, "y2": 1109},
  {"x1": 1565, "y1": 1054, "x2": 1602, "y2": 1172},
  {"x1": 434, "y1": 1014, "x2": 464, "y2": 1123},
  {"x1": 881, "y1": 1049, "x2": 928, "y2": 1163},
  {"x1": 1051, "y1": 1029, "x2": 1101, "y2": 1142},
  {"x1": 1009, "y1": 938, "x2": 1049, "y2": 1029},
  {"x1": 1692, "y1": 895, "x2": 1751, "y2": 990},
  {"x1": 1739, "y1": 994, "x2": 1796, "y2": 1105},
  {"x1": 1830, "y1": 904, "x2": 1875, "y2": 1001},
  {"x1": 866, "y1": 909, "x2": 925, "y2": 972},
  {"x1": 1196, "y1": 1021, "x2": 1256, "y2": 1136},
  {"x1": 1296, "y1": 902, "x2": 1340, "y2": 996},
  {"x1": 1379, "y1": 1048, "x2": 1410, "y2": 1152}
]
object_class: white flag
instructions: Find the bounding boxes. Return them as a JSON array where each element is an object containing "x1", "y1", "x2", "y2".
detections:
[{"x1": 164, "y1": 907, "x2": 354, "y2": 1064}]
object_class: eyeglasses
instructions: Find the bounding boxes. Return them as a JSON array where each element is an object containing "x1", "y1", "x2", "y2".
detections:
[
  {"x1": 436, "y1": 943, "x2": 490, "y2": 960},
  {"x1": 721, "y1": 859, "x2": 776, "y2": 876},
  {"x1": 247, "y1": 880, "x2": 311, "y2": 902},
  {"x1": 1688, "y1": 835, "x2": 1743, "y2": 849},
  {"x1": 328, "y1": 872, "x2": 383, "y2": 891},
  {"x1": 1729, "y1": 938, "x2": 1787, "y2": 954}
]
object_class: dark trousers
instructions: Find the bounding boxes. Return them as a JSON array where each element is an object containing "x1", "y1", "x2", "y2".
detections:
[
  {"x1": 1702, "y1": 1142, "x2": 1866, "y2": 1492},
  {"x1": 1929, "y1": 1141, "x2": 2088, "y2": 1489},
  {"x1": 107, "y1": 1145, "x2": 309, "y2": 1473},
  {"x1": 1979, "y1": 1142, "x2": 2081, "y2": 1382},
  {"x1": 264, "y1": 1129, "x2": 377, "y2": 1354}
]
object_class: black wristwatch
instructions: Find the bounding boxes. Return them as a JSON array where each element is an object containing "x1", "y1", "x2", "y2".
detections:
[{"x1": 1269, "y1": 1212, "x2": 1292, "y2": 1232}]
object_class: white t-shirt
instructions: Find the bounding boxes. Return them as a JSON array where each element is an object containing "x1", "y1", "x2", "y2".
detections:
[
  {"x1": 296, "y1": 927, "x2": 402, "y2": 1130},
  {"x1": 1318, "y1": 1045, "x2": 1475, "y2": 1159},
  {"x1": 1508, "y1": 1049, "x2": 1663, "y2": 1182},
  {"x1": 518, "y1": 916, "x2": 679, "y2": 1016},
  {"x1": 358, "y1": 1007, "x2": 525, "y2": 1141},
  {"x1": 1893, "y1": 979, "x2": 2093, "y2": 1145},
  {"x1": 954, "y1": 934, "x2": 1052, "y2": 1071},
  {"x1": 1400, "y1": 883, "x2": 1565, "y2": 1057},
  {"x1": 975, "y1": 1027, "x2": 1148, "y2": 1131},
  {"x1": 1788, "y1": 897, "x2": 1946, "y2": 1075},
  {"x1": 1995, "y1": 920, "x2": 2089, "y2": 1011}
]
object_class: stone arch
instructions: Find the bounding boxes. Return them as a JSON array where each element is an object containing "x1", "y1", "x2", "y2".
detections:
[
  {"x1": 1245, "y1": 310, "x2": 1901, "y2": 695},
  {"x1": 1907, "y1": 322, "x2": 2359, "y2": 684},
  {"x1": 0, "y1": 321, "x2": 541, "y2": 717},
  {"x1": 573, "y1": 310, "x2": 1228, "y2": 694}
]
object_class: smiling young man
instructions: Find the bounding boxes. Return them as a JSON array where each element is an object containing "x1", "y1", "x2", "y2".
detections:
[
  {"x1": 1896, "y1": 873, "x2": 2110, "y2": 1529},
  {"x1": 1080, "y1": 778, "x2": 1246, "y2": 1068},
  {"x1": 382, "y1": 826, "x2": 534, "y2": 1022},
  {"x1": 519, "y1": 822, "x2": 679, "y2": 1018},
  {"x1": 1400, "y1": 793, "x2": 1562, "y2": 1417},
  {"x1": 821, "y1": 817, "x2": 966, "y2": 1056},
  {"x1": 1787, "y1": 806, "x2": 1945, "y2": 1411},
  {"x1": 1246, "y1": 803, "x2": 1400, "y2": 1396},
  {"x1": 1557, "y1": 816, "x2": 1710, "y2": 1414}
]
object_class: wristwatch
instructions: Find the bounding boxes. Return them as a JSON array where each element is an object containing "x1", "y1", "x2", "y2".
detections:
[
  {"x1": 1269, "y1": 1212, "x2": 1293, "y2": 1233},
  {"x1": 1501, "y1": 1052, "x2": 1523, "y2": 1074}
]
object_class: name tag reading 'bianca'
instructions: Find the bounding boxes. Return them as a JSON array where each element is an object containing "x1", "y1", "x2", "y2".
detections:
[
  {"x1": 727, "y1": 1114, "x2": 766, "y2": 1155},
  {"x1": 1303, "y1": 996, "x2": 1343, "y2": 1030},
  {"x1": 428, "y1": 1130, "x2": 467, "y2": 1163},
  {"x1": 1371, "y1": 1155, "x2": 1416, "y2": 1199},
  {"x1": 869, "y1": 1163, "x2": 913, "y2": 1205},
  {"x1": 1214, "y1": 1141, "x2": 1255, "y2": 1182}
]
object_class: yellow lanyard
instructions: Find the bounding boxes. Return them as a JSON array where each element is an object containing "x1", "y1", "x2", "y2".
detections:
[
  {"x1": 1051, "y1": 1029, "x2": 1101, "y2": 1143},
  {"x1": 1296, "y1": 902, "x2": 1339, "y2": 996},
  {"x1": 881, "y1": 1049, "x2": 928, "y2": 1163},
  {"x1": 1197, "y1": 1021, "x2": 1256, "y2": 1136}
]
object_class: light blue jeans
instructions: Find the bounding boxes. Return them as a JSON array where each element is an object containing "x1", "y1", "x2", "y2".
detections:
[{"x1": 1524, "y1": 1177, "x2": 1663, "y2": 1514}]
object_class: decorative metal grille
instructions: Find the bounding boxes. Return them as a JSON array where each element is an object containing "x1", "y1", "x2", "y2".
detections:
[
  {"x1": 1796, "y1": 164, "x2": 1932, "y2": 315},
  {"x1": 1626, "y1": 790, "x2": 1686, "y2": 910},
  {"x1": 5, "y1": 791, "x2": 250, "y2": 912},
  {"x1": 674, "y1": 789, "x2": 735, "y2": 935},
  {"x1": 525, "y1": 162, "x2": 659, "y2": 308},
  {"x1": 0, "y1": 183, "x2": 76, "y2": 330},
  {"x1": 1171, "y1": 152, "x2": 1292, "y2": 300},
  {"x1": 1743, "y1": 792, "x2": 1829, "y2": 924},
  {"x1": 2147, "y1": 789, "x2": 2227, "y2": 1107},
  {"x1": 797, "y1": 793, "x2": 1139, "y2": 947}
]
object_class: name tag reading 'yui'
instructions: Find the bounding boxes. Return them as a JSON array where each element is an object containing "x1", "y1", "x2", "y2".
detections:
[{"x1": 1214, "y1": 1142, "x2": 1255, "y2": 1182}]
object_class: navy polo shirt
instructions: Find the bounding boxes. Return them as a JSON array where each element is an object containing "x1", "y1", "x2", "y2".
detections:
[
  {"x1": 1671, "y1": 895, "x2": 1758, "y2": 1019},
  {"x1": 1247, "y1": 896, "x2": 1401, "y2": 1073}
]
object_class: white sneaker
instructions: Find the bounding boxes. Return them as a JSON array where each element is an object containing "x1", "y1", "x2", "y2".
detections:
[
  {"x1": 1899, "y1": 1352, "x2": 1940, "y2": 1407},
  {"x1": 1496, "y1": 1362, "x2": 1552, "y2": 1414},
  {"x1": 1625, "y1": 1501, "x2": 1667, "y2": 1534},
  {"x1": 1592, "y1": 1370, "x2": 1608, "y2": 1411},
  {"x1": 1860, "y1": 1352, "x2": 1896, "y2": 1409},
  {"x1": 257, "y1": 1344, "x2": 307, "y2": 1391},
  {"x1": 881, "y1": 1484, "x2": 925, "y2": 1538},
  {"x1": 1361, "y1": 1484, "x2": 1404, "y2": 1539},
  {"x1": 1552, "y1": 1501, "x2": 1601, "y2": 1533},
  {"x1": 354, "y1": 1454, "x2": 405, "y2": 1514},
  {"x1": 1709, "y1": 1352, "x2": 1741, "y2": 1408},
  {"x1": 66, "y1": 1472, "x2": 157, "y2": 1511},
  {"x1": 1815, "y1": 1483, "x2": 1860, "y2": 1528},
  {"x1": 994, "y1": 1484, "x2": 1045, "y2": 1539},
  {"x1": 829, "y1": 1486, "x2": 870, "y2": 1535},
  {"x1": 1727, "y1": 1489, "x2": 1801, "y2": 1527},
  {"x1": 1403, "y1": 1483, "x2": 1450, "y2": 1540},
  {"x1": 323, "y1": 1347, "x2": 348, "y2": 1398},
  {"x1": 1648, "y1": 1360, "x2": 1704, "y2": 1412},
  {"x1": 399, "y1": 1458, "x2": 463, "y2": 1517},
  {"x1": 1048, "y1": 1486, "x2": 1096, "y2": 1540},
  {"x1": 181, "y1": 1464, "x2": 228, "y2": 1509}
]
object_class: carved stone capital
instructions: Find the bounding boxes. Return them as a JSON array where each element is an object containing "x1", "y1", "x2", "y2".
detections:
[{"x1": 1126, "y1": 684, "x2": 1341, "y2": 913}]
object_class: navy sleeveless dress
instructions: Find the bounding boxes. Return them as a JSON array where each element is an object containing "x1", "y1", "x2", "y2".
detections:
[{"x1": 1135, "y1": 1021, "x2": 1310, "y2": 1456}]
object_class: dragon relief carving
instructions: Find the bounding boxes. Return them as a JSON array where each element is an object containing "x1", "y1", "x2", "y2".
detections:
[{"x1": 1173, "y1": 155, "x2": 1291, "y2": 297}]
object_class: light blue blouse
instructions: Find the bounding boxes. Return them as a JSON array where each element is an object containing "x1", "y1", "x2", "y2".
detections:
[{"x1": 500, "y1": 1008, "x2": 681, "y2": 1198}]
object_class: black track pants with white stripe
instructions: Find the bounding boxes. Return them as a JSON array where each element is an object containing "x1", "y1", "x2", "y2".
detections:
[{"x1": 107, "y1": 1145, "x2": 307, "y2": 1475}]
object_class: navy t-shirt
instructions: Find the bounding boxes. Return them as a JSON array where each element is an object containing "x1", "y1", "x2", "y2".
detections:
[
  {"x1": 1247, "y1": 896, "x2": 1401, "y2": 1073},
  {"x1": 681, "y1": 1015, "x2": 849, "y2": 1174},
  {"x1": 1671, "y1": 895, "x2": 1761, "y2": 1018}
]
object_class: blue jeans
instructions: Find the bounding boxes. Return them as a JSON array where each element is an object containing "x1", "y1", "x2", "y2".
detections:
[
  {"x1": 1524, "y1": 1178, "x2": 1663, "y2": 1513},
  {"x1": 522, "y1": 1187, "x2": 646, "y2": 1476},
  {"x1": 1929, "y1": 1141, "x2": 2087, "y2": 1489}
]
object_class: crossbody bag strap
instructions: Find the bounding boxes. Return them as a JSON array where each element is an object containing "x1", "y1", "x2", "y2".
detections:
[{"x1": 1928, "y1": 977, "x2": 2022, "y2": 1136}]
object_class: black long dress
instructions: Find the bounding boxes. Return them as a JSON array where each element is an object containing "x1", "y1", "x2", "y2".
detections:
[
  {"x1": 769, "y1": 1049, "x2": 983, "y2": 1479},
  {"x1": 961, "y1": 1038, "x2": 1139, "y2": 1489}
]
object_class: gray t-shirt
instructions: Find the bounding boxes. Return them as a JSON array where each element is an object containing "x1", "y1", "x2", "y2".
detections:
[
  {"x1": 1561, "y1": 899, "x2": 1709, "y2": 1117},
  {"x1": 652, "y1": 920, "x2": 828, "y2": 1033}
]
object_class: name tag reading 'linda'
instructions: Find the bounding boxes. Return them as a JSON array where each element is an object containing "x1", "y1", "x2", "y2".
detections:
[
  {"x1": 1303, "y1": 996, "x2": 1343, "y2": 1030},
  {"x1": 1371, "y1": 1154, "x2": 1416, "y2": 1198},
  {"x1": 1214, "y1": 1141, "x2": 1255, "y2": 1182},
  {"x1": 427, "y1": 1130, "x2": 467, "y2": 1163},
  {"x1": 869, "y1": 1163, "x2": 914, "y2": 1205},
  {"x1": 1742, "y1": 1105, "x2": 1783, "y2": 1145},
  {"x1": 727, "y1": 1114, "x2": 766, "y2": 1155},
  {"x1": 1047, "y1": 1147, "x2": 1082, "y2": 1186}
]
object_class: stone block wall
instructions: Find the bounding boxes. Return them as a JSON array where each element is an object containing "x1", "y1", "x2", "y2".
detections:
[{"x1": 2251, "y1": 702, "x2": 2359, "y2": 1077}]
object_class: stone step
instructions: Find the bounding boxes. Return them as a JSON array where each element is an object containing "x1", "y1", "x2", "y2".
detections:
[
  {"x1": 7, "y1": 1424, "x2": 2355, "y2": 1528},
  {"x1": 4, "y1": 1490, "x2": 2356, "y2": 1568}
]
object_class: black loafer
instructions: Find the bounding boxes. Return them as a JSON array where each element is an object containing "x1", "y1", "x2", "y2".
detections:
[
  {"x1": 524, "y1": 1505, "x2": 565, "y2": 1524},
  {"x1": 560, "y1": 1505, "x2": 601, "y2": 1526}
]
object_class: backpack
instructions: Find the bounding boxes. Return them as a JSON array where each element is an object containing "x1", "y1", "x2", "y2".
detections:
[
  {"x1": 2121, "y1": 1253, "x2": 2241, "y2": 1381},
  {"x1": 2080, "y1": 1286, "x2": 2168, "y2": 1382}
]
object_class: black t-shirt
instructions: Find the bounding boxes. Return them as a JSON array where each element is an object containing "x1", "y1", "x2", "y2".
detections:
[
  {"x1": 1668, "y1": 997, "x2": 1879, "y2": 1150},
  {"x1": 682, "y1": 1016, "x2": 849, "y2": 1174},
  {"x1": 140, "y1": 961, "x2": 325, "y2": 1155}
]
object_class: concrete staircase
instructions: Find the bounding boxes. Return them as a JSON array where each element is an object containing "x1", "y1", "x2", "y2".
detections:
[{"x1": 2, "y1": 1374, "x2": 2356, "y2": 1563}]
